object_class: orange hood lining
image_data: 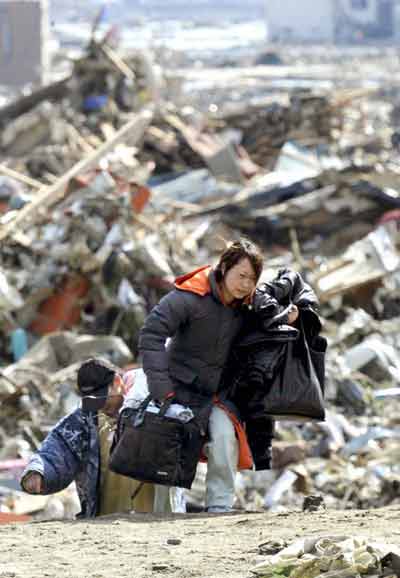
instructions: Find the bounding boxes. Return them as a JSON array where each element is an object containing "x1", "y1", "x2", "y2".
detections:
[
  {"x1": 174, "y1": 265, "x2": 255, "y2": 306},
  {"x1": 174, "y1": 265, "x2": 212, "y2": 296}
]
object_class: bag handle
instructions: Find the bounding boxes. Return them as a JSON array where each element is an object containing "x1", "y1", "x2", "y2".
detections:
[
  {"x1": 158, "y1": 395, "x2": 175, "y2": 417},
  {"x1": 133, "y1": 394, "x2": 175, "y2": 426}
]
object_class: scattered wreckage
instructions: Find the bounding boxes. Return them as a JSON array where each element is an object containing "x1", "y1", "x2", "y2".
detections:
[{"x1": 1, "y1": 38, "x2": 400, "y2": 521}]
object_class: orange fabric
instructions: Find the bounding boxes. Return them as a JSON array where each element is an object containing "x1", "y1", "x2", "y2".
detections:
[
  {"x1": 200, "y1": 400, "x2": 254, "y2": 470},
  {"x1": 0, "y1": 512, "x2": 31, "y2": 524},
  {"x1": 30, "y1": 274, "x2": 90, "y2": 335},
  {"x1": 174, "y1": 265, "x2": 212, "y2": 296},
  {"x1": 0, "y1": 201, "x2": 9, "y2": 214},
  {"x1": 214, "y1": 400, "x2": 254, "y2": 470},
  {"x1": 174, "y1": 265, "x2": 255, "y2": 308},
  {"x1": 131, "y1": 185, "x2": 151, "y2": 213}
]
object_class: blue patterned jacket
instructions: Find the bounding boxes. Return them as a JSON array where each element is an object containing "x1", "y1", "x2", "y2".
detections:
[{"x1": 21, "y1": 409, "x2": 100, "y2": 518}]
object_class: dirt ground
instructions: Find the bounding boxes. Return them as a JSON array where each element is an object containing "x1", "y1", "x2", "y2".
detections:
[{"x1": 1, "y1": 507, "x2": 400, "y2": 578}]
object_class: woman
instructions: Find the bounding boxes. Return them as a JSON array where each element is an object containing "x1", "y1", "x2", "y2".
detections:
[{"x1": 139, "y1": 239, "x2": 297, "y2": 512}]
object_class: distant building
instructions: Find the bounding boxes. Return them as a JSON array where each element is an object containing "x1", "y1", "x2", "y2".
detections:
[
  {"x1": 0, "y1": 0, "x2": 49, "y2": 87},
  {"x1": 265, "y1": 0, "x2": 396, "y2": 43}
]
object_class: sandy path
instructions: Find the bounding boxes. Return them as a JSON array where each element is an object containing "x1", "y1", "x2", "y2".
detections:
[{"x1": 1, "y1": 508, "x2": 400, "y2": 578}]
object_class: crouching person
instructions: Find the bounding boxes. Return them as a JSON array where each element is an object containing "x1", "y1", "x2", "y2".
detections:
[{"x1": 20, "y1": 357, "x2": 178, "y2": 518}]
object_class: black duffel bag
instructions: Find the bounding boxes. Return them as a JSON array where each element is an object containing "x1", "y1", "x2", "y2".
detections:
[{"x1": 109, "y1": 395, "x2": 204, "y2": 489}]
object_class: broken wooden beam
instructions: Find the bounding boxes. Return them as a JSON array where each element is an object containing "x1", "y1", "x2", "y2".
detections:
[
  {"x1": 0, "y1": 108, "x2": 153, "y2": 243},
  {"x1": 0, "y1": 76, "x2": 72, "y2": 125},
  {"x1": 0, "y1": 164, "x2": 44, "y2": 190},
  {"x1": 100, "y1": 45, "x2": 136, "y2": 81}
]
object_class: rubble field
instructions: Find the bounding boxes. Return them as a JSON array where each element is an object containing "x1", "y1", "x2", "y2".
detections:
[{"x1": 2, "y1": 27, "x2": 400, "y2": 575}]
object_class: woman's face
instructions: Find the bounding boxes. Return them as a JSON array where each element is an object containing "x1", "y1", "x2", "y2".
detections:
[{"x1": 222, "y1": 257, "x2": 257, "y2": 303}]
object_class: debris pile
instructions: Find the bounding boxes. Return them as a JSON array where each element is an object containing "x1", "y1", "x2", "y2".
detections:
[
  {"x1": 250, "y1": 536, "x2": 400, "y2": 578},
  {"x1": 2, "y1": 38, "x2": 400, "y2": 520},
  {"x1": 215, "y1": 92, "x2": 340, "y2": 169},
  {"x1": 0, "y1": 38, "x2": 158, "y2": 183}
]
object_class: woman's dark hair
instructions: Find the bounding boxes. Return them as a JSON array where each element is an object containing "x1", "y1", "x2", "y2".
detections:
[{"x1": 214, "y1": 238, "x2": 263, "y2": 283}]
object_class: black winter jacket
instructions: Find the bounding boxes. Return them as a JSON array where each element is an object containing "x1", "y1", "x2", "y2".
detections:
[{"x1": 138, "y1": 270, "x2": 245, "y2": 411}]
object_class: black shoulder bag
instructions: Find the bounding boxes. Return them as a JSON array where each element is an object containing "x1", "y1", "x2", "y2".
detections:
[{"x1": 109, "y1": 395, "x2": 204, "y2": 489}]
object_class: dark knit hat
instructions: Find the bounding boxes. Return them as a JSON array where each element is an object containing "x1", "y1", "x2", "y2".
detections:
[{"x1": 77, "y1": 358, "x2": 119, "y2": 406}]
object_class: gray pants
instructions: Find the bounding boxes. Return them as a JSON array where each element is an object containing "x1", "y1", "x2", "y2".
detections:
[{"x1": 204, "y1": 405, "x2": 239, "y2": 510}]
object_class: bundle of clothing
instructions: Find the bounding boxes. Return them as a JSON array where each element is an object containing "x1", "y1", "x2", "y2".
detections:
[{"x1": 226, "y1": 269, "x2": 327, "y2": 470}]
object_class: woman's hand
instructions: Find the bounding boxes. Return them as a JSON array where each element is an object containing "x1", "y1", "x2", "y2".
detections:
[{"x1": 287, "y1": 304, "x2": 299, "y2": 325}]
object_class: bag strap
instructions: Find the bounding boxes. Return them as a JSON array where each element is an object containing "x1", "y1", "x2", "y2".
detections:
[
  {"x1": 138, "y1": 394, "x2": 152, "y2": 411},
  {"x1": 133, "y1": 394, "x2": 174, "y2": 426},
  {"x1": 158, "y1": 396, "x2": 174, "y2": 418},
  {"x1": 131, "y1": 394, "x2": 150, "y2": 426}
]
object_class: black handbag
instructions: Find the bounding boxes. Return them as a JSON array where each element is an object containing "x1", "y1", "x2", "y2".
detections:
[{"x1": 109, "y1": 395, "x2": 204, "y2": 489}]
